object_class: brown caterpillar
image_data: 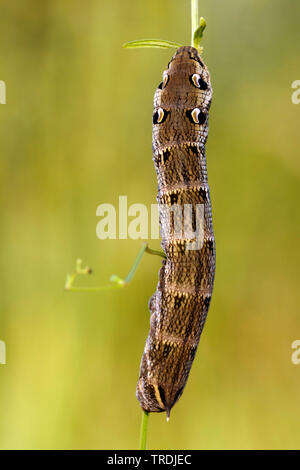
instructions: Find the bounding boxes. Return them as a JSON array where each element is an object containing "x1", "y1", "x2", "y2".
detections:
[{"x1": 136, "y1": 46, "x2": 215, "y2": 419}]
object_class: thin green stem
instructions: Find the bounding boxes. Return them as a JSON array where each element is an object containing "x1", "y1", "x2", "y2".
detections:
[
  {"x1": 124, "y1": 242, "x2": 148, "y2": 283},
  {"x1": 65, "y1": 244, "x2": 166, "y2": 292},
  {"x1": 191, "y1": 0, "x2": 199, "y2": 47},
  {"x1": 123, "y1": 39, "x2": 182, "y2": 49},
  {"x1": 65, "y1": 285, "x2": 121, "y2": 292},
  {"x1": 139, "y1": 410, "x2": 149, "y2": 450},
  {"x1": 145, "y1": 245, "x2": 167, "y2": 260},
  {"x1": 191, "y1": 1, "x2": 206, "y2": 51}
]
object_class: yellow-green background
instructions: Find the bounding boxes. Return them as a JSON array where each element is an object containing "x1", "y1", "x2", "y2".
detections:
[{"x1": 0, "y1": 0, "x2": 299, "y2": 450}]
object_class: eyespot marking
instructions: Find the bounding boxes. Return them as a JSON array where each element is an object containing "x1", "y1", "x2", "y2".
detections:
[
  {"x1": 153, "y1": 107, "x2": 168, "y2": 124},
  {"x1": 163, "y1": 72, "x2": 169, "y2": 88},
  {"x1": 186, "y1": 108, "x2": 206, "y2": 125},
  {"x1": 190, "y1": 74, "x2": 208, "y2": 90}
]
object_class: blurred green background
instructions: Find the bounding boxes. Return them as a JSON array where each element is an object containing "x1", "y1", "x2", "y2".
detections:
[{"x1": 0, "y1": 0, "x2": 299, "y2": 450}]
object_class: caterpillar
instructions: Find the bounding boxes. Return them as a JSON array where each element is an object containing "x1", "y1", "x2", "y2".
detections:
[{"x1": 136, "y1": 46, "x2": 215, "y2": 419}]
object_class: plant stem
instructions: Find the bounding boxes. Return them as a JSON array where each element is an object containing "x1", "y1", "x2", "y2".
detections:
[
  {"x1": 191, "y1": 0, "x2": 199, "y2": 46},
  {"x1": 123, "y1": 39, "x2": 182, "y2": 49},
  {"x1": 140, "y1": 410, "x2": 149, "y2": 450},
  {"x1": 145, "y1": 245, "x2": 167, "y2": 260},
  {"x1": 65, "y1": 243, "x2": 166, "y2": 292}
]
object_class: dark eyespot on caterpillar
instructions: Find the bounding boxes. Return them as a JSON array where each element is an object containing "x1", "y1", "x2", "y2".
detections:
[
  {"x1": 190, "y1": 73, "x2": 208, "y2": 90},
  {"x1": 158, "y1": 73, "x2": 169, "y2": 91},
  {"x1": 163, "y1": 72, "x2": 169, "y2": 88},
  {"x1": 136, "y1": 46, "x2": 215, "y2": 420},
  {"x1": 186, "y1": 108, "x2": 207, "y2": 125},
  {"x1": 153, "y1": 107, "x2": 168, "y2": 124}
]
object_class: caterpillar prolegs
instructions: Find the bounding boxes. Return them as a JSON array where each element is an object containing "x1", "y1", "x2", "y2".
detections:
[{"x1": 136, "y1": 47, "x2": 215, "y2": 419}]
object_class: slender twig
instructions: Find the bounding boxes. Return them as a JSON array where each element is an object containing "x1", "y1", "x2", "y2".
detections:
[
  {"x1": 123, "y1": 39, "x2": 182, "y2": 49},
  {"x1": 191, "y1": 0, "x2": 206, "y2": 51},
  {"x1": 145, "y1": 245, "x2": 166, "y2": 260},
  {"x1": 140, "y1": 411, "x2": 149, "y2": 450},
  {"x1": 65, "y1": 243, "x2": 166, "y2": 292},
  {"x1": 191, "y1": 0, "x2": 199, "y2": 47},
  {"x1": 124, "y1": 243, "x2": 165, "y2": 284}
]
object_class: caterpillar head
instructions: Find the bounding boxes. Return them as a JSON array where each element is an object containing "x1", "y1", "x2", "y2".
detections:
[
  {"x1": 136, "y1": 334, "x2": 192, "y2": 420},
  {"x1": 136, "y1": 376, "x2": 184, "y2": 421},
  {"x1": 154, "y1": 46, "x2": 212, "y2": 119}
]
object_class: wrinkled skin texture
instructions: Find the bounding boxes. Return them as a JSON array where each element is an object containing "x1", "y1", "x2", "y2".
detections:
[{"x1": 136, "y1": 47, "x2": 215, "y2": 418}]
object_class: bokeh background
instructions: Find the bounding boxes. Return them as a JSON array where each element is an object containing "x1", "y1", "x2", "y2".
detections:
[{"x1": 0, "y1": 0, "x2": 299, "y2": 450}]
